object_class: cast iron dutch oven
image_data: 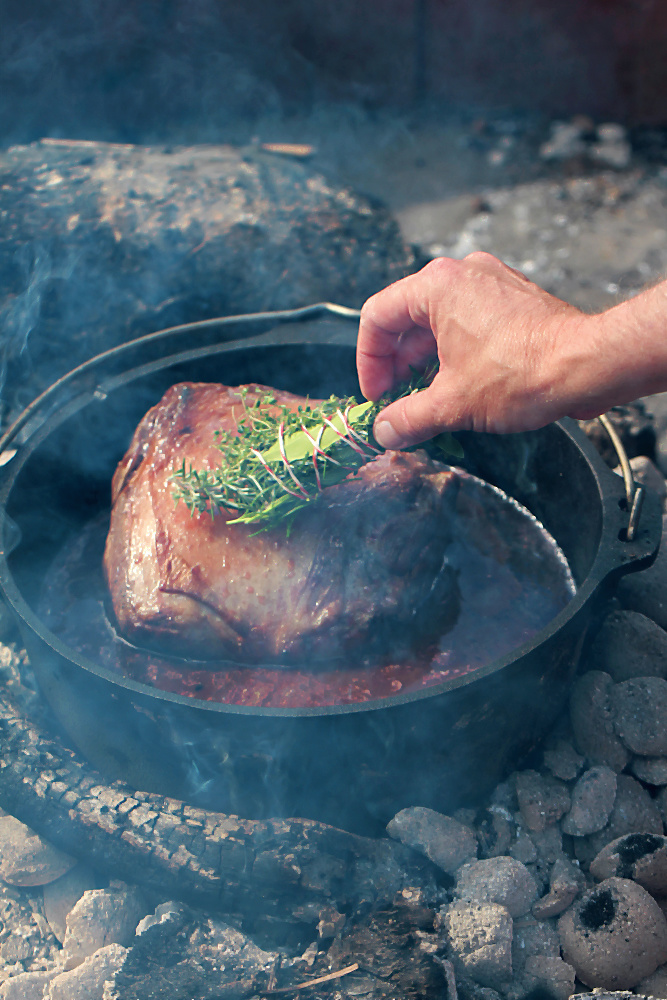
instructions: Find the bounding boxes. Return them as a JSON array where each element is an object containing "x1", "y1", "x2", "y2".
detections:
[{"x1": 0, "y1": 306, "x2": 661, "y2": 834}]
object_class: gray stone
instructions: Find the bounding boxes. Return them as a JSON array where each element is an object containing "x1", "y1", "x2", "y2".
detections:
[
  {"x1": 454, "y1": 857, "x2": 538, "y2": 918},
  {"x1": 637, "y1": 964, "x2": 667, "y2": 999},
  {"x1": 514, "y1": 771, "x2": 570, "y2": 833},
  {"x1": 558, "y1": 877, "x2": 667, "y2": 989},
  {"x1": 532, "y1": 858, "x2": 585, "y2": 919},
  {"x1": 386, "y1": 807, "x2": 477, "y2": 875},
  {"x1": 542, "y1": 739, "x2": 585, "y2": 782},
  {"x1": 530, "y1": 825, "x2": 567, "y2": 866},
  {"x1": 0, "y1": 971, "x2": 58, "y2": 1000},
  {"x1": 575, "y1": 775, "x2": 664, "y2": 866},
  {"x1": 590, "y1": 833, "x2": 667, "y2": 896},
  {"x1": 561, "y1": 766, "x2": 617, "y2": 836},
  {"x1": 585, "y1": 610, "x2": 667, "y2": 683},
  {"x1": 135, "y1": 901, "x2": 184, "y2": 937},
  {"x1": 511, "y1": 914, "x2": 561, "y2": 980},
  {"x1": 612, "y1": 677, "x2": 667, "y2": 755},
  {"x1": 62, "y1": 886, "x2": 146, "y2": 970},
  {"x1": 43, "y1": 864, "x2": 100, "y2": 944},
  {"x1": 657, "y1": 786, "x2": 667, "y2": 827},
  {"x1": 569, "y1": 671, "x2": 630, "y2": 773},
  {"x1": 522, "y1": 955, "x2": 576, "y2": 1000},
  {"x1": 509, "y1": 829, "x2": 537, "y2": 866},
  {"x1": 441, "y1": 900, "x2": 513, "y2": 990},
  {"x1": 630, "y1": 755, "x2": 667, "y2": 786},
  {"x1": 46, "y1": 943, "x2": 127, "y2": 1000},
  {"x1": 0, "y1": 816, "x2": 75, "y2": 888},
  {"x1": 478, "y1": 808, "x2": 513, "y2": 860}
]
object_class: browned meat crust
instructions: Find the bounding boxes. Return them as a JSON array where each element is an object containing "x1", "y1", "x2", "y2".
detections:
[{"x1": 104, "y1": 383, "x2": 460, "y2": 665}]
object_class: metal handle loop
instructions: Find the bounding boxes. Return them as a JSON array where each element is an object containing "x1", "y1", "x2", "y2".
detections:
[{"x1": 598, "y1": 412, "x2": 644, "y2": 542}]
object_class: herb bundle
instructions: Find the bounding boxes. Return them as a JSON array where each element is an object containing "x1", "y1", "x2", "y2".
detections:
[{"x1": 170, "y1": 373, "x2": 462, "y2": 529}]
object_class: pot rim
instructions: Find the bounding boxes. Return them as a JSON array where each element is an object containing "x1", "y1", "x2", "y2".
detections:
[{"x1": 0, "y1": 308, "x2": 661, "y2": 719}]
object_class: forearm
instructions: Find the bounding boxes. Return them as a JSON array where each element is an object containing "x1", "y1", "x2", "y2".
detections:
[{"x1": 580, "y1": 279, "x2": 667, "y2": 412}]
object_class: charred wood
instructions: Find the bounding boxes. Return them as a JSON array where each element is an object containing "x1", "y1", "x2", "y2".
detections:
[{"x1": 0, "y1": 646, "x2": 440, "y2": 934}]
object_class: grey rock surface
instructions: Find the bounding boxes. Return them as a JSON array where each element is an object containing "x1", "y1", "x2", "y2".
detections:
[
  {"x1": 586, "y1": 610, "x2": 667, "y2": 683},
  {"x1": 62, "y1": 886, "x2": 147, "y2": 970},
  {"x1": 514, "y1": 771, "x2": 570, "y2": 834},
  {"x1": 0, "y1": 140, "x2": 416, "y2": 420},
  {"x1": 386, "y1": 807, "x2": 477, "y2": 875},
  {"x1": 532, "y1": 858, "x2": 584, "y2": 919},
  {"x1": 0, "y1": 816, "x2": 75, "y2": 889},
  {"x1": 542, "y1": 739, "x2": 585, "y2": 782},
  {"x1": 561, "y1": 766, "x2": 617, "y2": 836},
  {"x1": 42, "y1": 864, "x2": 100, "y2": 944},
  {"x1": 630, "y1": 755, "x2": 667, "y2": 786},
  {"x1": 46, "y1": 943, "x2": 127, "y2": 1000},
  {"x1": 521, "y1": 955, "x2": 576, "y2": 1000},
  {"x1": 569, "y1": 671, "x2": 630, "y2": 773},
  {"x1": 441, "y1": 900, "x2": 513, "y2": 990},
  {"x1": 637, "y1": 964, "x2": 667, "y2": 998},
  {"x1": 0, "y1": 970, "x2": 58, "y2": 1000},
  {"x1": 611, "y1": 677, "x2": 667, "y2": 755},
  {"x1": 558, "y1": 877, "x2": 667, "y2": 989},
  {"x1": 454, "y1": 857, "x2": 538, "y2": 918},
  {"x1": 509, "y1": 829, "x2": 537, "y2": 866},
  {"x1": 575, "y1": 774, "x2": 664, "y2": 866},
  {"x1": 590, "y1": 833, "x2": 667, "y2": 896}
]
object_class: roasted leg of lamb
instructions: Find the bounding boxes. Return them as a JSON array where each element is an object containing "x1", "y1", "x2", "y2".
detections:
[{"x1": 104, "y1": 383, "x2": 460, "y2": 665}]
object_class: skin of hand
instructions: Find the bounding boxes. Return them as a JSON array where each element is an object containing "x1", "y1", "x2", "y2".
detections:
[{"x1": 357, "y1": 251, "x2": 667, "y2": 449}]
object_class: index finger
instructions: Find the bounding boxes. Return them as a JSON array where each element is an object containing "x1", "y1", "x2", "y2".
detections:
[{"x1": 356, "y1": 274, "x2": 430, "y2": 400}]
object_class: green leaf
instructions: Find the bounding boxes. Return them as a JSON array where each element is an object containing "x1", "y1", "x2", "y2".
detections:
[
  {"x1": 169, "y1": 369, "x2": 464, "y2": 528},
  {"x1": 432, "y1": 432, "x2": 464, "y2": 461}
]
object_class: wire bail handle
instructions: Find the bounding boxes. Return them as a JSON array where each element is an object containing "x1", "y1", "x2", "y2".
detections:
[{"x1": 598, "y1": 412, "x2": 644, "y2": 542}]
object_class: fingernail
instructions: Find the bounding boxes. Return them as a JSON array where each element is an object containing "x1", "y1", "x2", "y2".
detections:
[{"x1": 374, "y1": 419, "x2": 404, "y2": 450}]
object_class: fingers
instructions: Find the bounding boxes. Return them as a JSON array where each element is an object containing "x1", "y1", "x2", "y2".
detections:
[
  {"x1": 356, "y1": 272, "x2": 432, "y2": 400},
  {"x1": 373, "y1": 378, "x2": 458, "y2": 450}
]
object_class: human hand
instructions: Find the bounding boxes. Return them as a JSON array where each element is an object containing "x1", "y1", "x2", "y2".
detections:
[{"x1": 357, "y1": 252, "x2": 596, "y2": 449}]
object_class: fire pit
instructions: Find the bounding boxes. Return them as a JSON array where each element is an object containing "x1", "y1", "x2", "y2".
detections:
[{"x1": 0, "y1": 306, "x2": 661, "y2": 834}]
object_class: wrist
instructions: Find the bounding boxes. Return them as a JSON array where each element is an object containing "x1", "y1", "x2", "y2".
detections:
[{"x1": 594, "y1": 282, "x2": 667, "y2": 404}]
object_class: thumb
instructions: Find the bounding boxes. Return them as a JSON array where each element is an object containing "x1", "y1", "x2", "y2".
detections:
[{"x1": 373, "y1": 384, "x2": 455, "y2": 450}]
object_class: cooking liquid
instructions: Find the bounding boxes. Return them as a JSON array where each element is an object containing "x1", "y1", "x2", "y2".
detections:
[{"x1": 41, "y1": 470, "x2": 575, "y2": 708}]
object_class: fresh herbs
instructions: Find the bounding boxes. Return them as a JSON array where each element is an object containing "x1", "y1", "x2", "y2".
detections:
[{"x1": 170, "y1": 371, "x2": 462, "y2": 528}]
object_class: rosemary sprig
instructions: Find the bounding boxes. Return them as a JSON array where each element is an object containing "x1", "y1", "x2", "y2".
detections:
[{"x1": 170, "y1": 371, "x2": 462, "y2": 528}]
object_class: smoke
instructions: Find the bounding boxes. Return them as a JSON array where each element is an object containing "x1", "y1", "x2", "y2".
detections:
[
  {"x1": 0, "y1": 246, "x2": 52, "y2": 404},
  {"x1": 0, "y1": 0, "x2": 297, "y2": 146}
]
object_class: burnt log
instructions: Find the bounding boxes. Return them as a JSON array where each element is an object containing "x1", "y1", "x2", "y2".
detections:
[
  {"x1": 107, "y1": 896, "x2": 450, "y2": 1000},
  {"x1": 0, "y1": 644, "x2": 439, "y2": 933},
  {"x1": 0, "y1": 139, "x2": 416, "y2": 418}
]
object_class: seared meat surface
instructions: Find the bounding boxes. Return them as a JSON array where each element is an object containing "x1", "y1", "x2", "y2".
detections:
[{"x1": 104, "y1": 383, "x2": 460, "y2": 665}]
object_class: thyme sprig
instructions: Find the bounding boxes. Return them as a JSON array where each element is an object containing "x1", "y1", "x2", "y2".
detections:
[{"x1": 170, "y1": 371, "x2": 462, "y2": 528}]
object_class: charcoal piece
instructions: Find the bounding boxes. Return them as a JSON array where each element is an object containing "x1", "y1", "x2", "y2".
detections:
[{"x1": 0, "y1": 140, "x2": 416, "y2": 418}]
